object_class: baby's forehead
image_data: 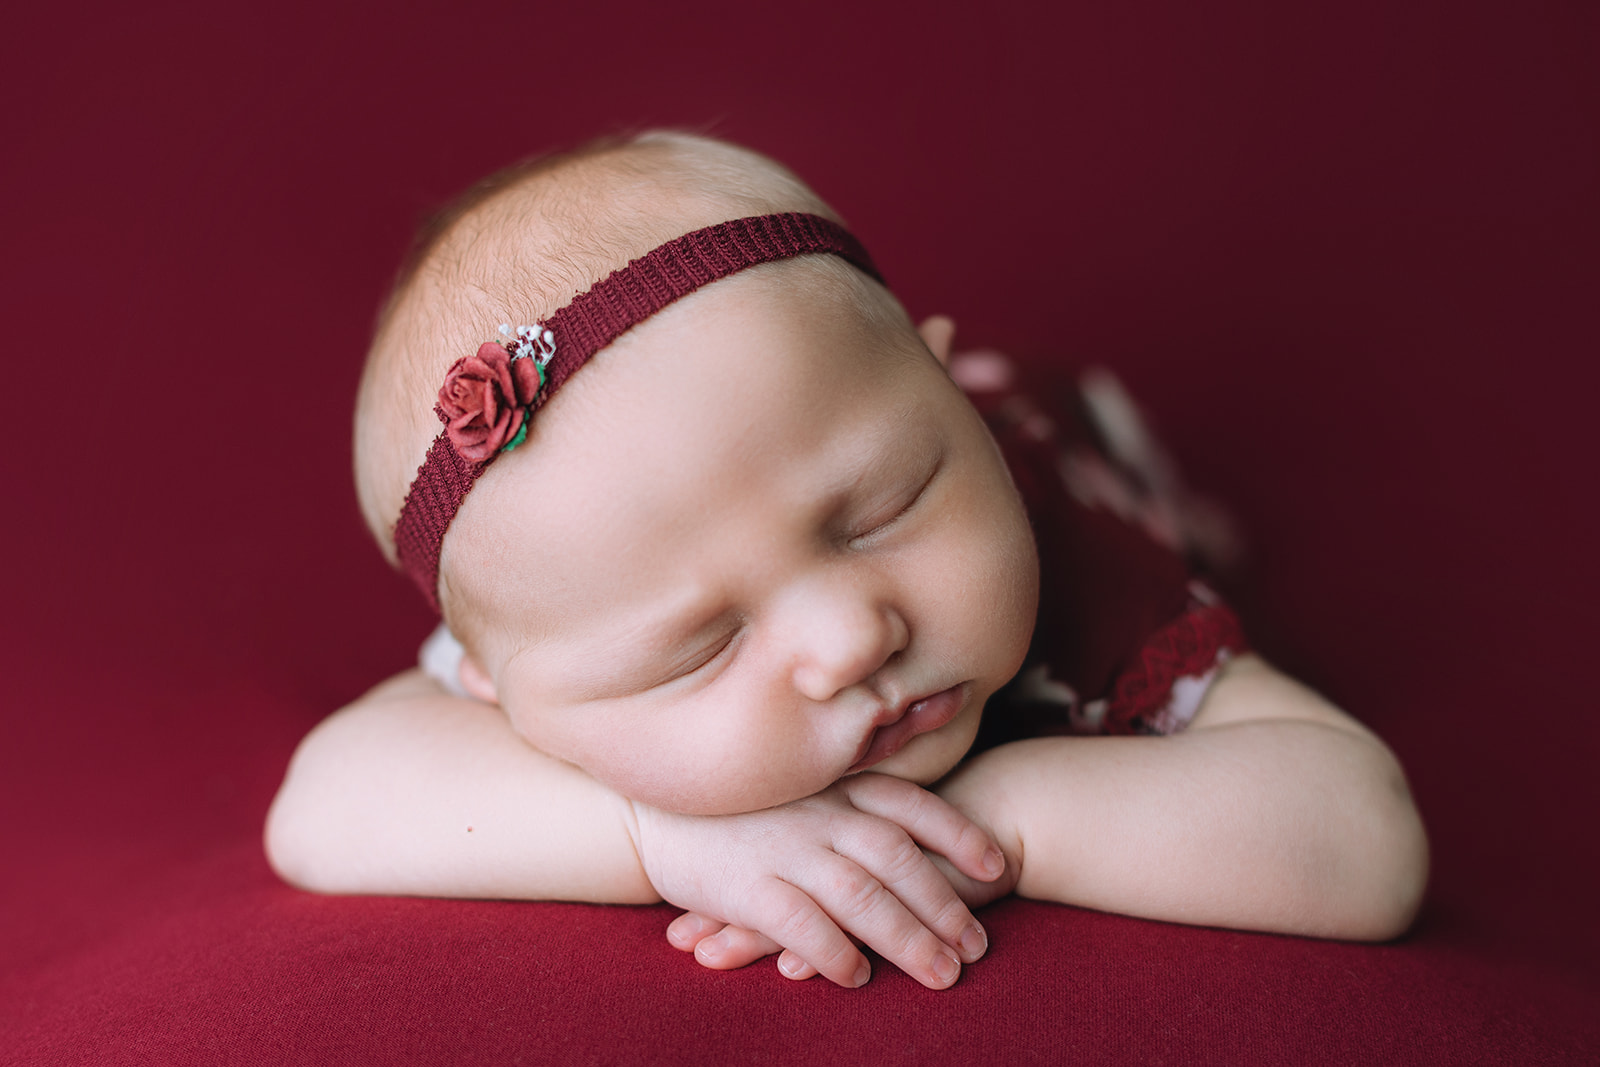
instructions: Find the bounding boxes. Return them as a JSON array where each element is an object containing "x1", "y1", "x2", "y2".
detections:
[
  {"x1": 498, "y1": 261, "x2": 923, "y2": 489},
  {"x1": 441, "y1": 265, "x2": 934, "y2": 641}
]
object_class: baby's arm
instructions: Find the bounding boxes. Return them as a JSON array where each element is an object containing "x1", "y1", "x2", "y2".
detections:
[
  {"x1": 266, "y1": 669, "x2": 651, "y2": 901},
  {"x1": 934, "y1": 653, "x2": 1429, "y2": 940},
  {"x1": 265, "y1": 670, "x2": 1000, "y2": 988}
]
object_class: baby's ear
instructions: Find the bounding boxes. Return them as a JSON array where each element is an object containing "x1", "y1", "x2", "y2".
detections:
[
  {"x1": 917, "y1": 315, "x2": 956, "y2": 367},
  {"x1": 458, "y1": 654, "x2": 500, "y2": 704}
]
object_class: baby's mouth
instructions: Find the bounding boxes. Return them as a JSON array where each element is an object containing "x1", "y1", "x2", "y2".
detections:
[{"x1": 846, "y1": 685, "x2": 967, "y2": 774}]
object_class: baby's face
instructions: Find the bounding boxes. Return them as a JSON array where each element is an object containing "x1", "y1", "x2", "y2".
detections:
[{"x1": 450, "y1": 268, "x2": 1038, "y2": 814}]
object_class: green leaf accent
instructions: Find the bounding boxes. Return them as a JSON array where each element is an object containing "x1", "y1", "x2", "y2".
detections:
[{"x1": 501, "y1": 413, "x2": 530, "y2": 453}]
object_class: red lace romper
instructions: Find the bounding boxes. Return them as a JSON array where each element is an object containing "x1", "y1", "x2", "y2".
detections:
[{"x1": 955, "y1": 351, "x2": 1248, "y2": 748}]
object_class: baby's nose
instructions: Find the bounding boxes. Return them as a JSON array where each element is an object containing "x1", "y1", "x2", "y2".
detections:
[{"x1": 789, "y1": 586, "x2": 908, "y2": 703}]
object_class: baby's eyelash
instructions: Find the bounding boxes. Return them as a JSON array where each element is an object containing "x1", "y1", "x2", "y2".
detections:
[
  {"x1": 850, "y1": 458, "x2": 942, "y2": 544},
  {"x1": 662, "y1": 627, "x2": 741, "y2": 686}
]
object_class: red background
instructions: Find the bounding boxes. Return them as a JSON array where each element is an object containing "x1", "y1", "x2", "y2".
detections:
[{"x1": 3, "y1": 1, "x2": 1597, "y2": 1062}]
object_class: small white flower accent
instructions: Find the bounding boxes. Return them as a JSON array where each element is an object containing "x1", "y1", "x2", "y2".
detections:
[
  {"x1": 1073, "y1": 699, "x2": 1108, "y2": 733},
  {"x1": 500, "y1": 323, "x2": 557, "y2": 367},
  {"x1": 1145, "y1": 666, "x2": 1219, "y2": 734}
]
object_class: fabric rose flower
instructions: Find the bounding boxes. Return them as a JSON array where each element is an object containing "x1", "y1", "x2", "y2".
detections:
[{"x1": 437, "y1": 342, "x2": 546, "y2": 461}]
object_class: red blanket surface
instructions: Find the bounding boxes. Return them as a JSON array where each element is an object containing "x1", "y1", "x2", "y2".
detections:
[{"x1": 3, "y1": 2, "x2": 1597, "y2": 1063}]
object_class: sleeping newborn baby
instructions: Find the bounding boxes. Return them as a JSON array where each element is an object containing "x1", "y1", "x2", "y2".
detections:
[{"x1": 266, "y1": 131, "x2": 1428, "y2": 991}]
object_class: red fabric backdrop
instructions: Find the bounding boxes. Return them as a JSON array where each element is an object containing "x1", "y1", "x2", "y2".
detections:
[{"x1": 3, "y1": 1, "x2": 1597, "y2": 1063}]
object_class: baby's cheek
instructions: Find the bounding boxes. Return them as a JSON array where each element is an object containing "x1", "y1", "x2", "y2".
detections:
[
  {"x1": 501, "y1": 698, "x2": 667, "y2": 794},
  {"x1": 976, "y1": 500, "x2": 1041, "y2": 673},
  {"x1": 672, "y1": 737, "x2": 835, "y2": 815},
  {"x1": 619, "y1": 763, "x2": 821, "y2": 816},
  {"x1": 578, "y1": 719, "x2": 822, "y2": 816},
  {"x1": 499, "y1": 700, "x2": 561, "y2": 757}
]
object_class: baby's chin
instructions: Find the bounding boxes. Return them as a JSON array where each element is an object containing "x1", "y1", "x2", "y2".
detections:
[
  {"x1": 616, "y1": 765, "x2": 844, "y2": 817},
  {"x1": 606, "y1": 711, "x2": 984, "y2": 816},
  {"x1": 863, "y1": 717, "x2": 981, "y2": 788}
]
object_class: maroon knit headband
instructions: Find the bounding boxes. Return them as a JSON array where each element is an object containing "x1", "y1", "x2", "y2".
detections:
[{"x1": 393, "y1": 211, "x2": 884, "y2": 612}]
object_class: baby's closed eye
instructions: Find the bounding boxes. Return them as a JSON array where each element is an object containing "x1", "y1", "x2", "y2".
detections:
[
  {"x1": 845, "y1": 451, "x2": 943, "y2": 548},
  {"x1": 658, "y1": 624, "x2": 744, "y2": 687}
]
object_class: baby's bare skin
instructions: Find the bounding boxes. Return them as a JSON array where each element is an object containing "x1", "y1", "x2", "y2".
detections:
[
  {"x1": 267, "y1": 133, "x2": 1428, "y2": 988},
  {"x1": 269, "y1": 296, "x2": 1427, "y2": 987}
]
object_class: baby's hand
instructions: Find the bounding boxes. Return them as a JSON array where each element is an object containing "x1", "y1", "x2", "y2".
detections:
[
  {"x1": 666, "y1": 833, "x2": 1021, "y2": 983},
  {"x1": 628, "y1": 774, "x2": 1005, "y2": 990}
]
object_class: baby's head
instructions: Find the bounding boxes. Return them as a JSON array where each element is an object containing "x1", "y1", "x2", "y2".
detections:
[{"x1": 356, "y1": 133, "x2": 1038, "y2": 814}]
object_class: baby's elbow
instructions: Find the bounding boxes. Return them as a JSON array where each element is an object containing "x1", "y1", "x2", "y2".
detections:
[
  {"x1": 263, "y1": 794, "x2": 311, "y2": 891},
  {"x1": 263, "y1": 775, "x2": 339, "y2": 894},
  {"x1": 1333, "y1": 747, "x2": 1430, "y2": 941},
  {"x1": 262, "y1": 730, "x2": 372, "y2": 895},
  {"x1": 1340, "y1": 824, "x2": 1428, "y2": 942}
]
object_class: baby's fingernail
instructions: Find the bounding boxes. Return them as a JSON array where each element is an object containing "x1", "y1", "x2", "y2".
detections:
[
  {"x1": 779, "y1": 954, "x2": 805, "y2": 978},
  {"x1": 696, "y1": 934, "x2": 726, "y2": 960},
  {"x1": 959, "y1": 922, "x2": 988, "y2": 962},
  {"x1": 982, "y1": 847, "x2": 1005, "y2": 878},
  {"x1": 852, "y1": 961, "x2": 872, "y2": 988},
  {"x1": 932, "y1": 952, "x2": 960, "y2": 986}
]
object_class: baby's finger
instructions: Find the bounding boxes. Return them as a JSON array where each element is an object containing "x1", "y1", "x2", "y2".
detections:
[
  {"x1": 776, "y1": 950, "x2": 819, "y2": 981},
  {"x1": 665, "y1": 911, "x2": 723, "y2": 951},
  {"x1": 738, "y1": 878, "x2": 872, "y2": 988},
  {"x1": 667, "y1": 912, "x2": 784, "y2": 970},
  {"x1": 693, "y1": 925, "x2": 784, "y2": 971},
  {"x1": 924, "y1": 848, "x2": 1015, "y2": 910},
  {"x1": 834, "y1": 778, "x2": 999, "y2": 962},
  {"x1": 791, "y1": 853, "x2": 966, "y2": 990},
  {"x1": 841, "y1": 774, "x2": 1006, "y2": 884}
]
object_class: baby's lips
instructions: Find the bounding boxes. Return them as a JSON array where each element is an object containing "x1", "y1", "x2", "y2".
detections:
[{"x1": 847, "y1": 685, "x2": 966, "y2": 774}]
